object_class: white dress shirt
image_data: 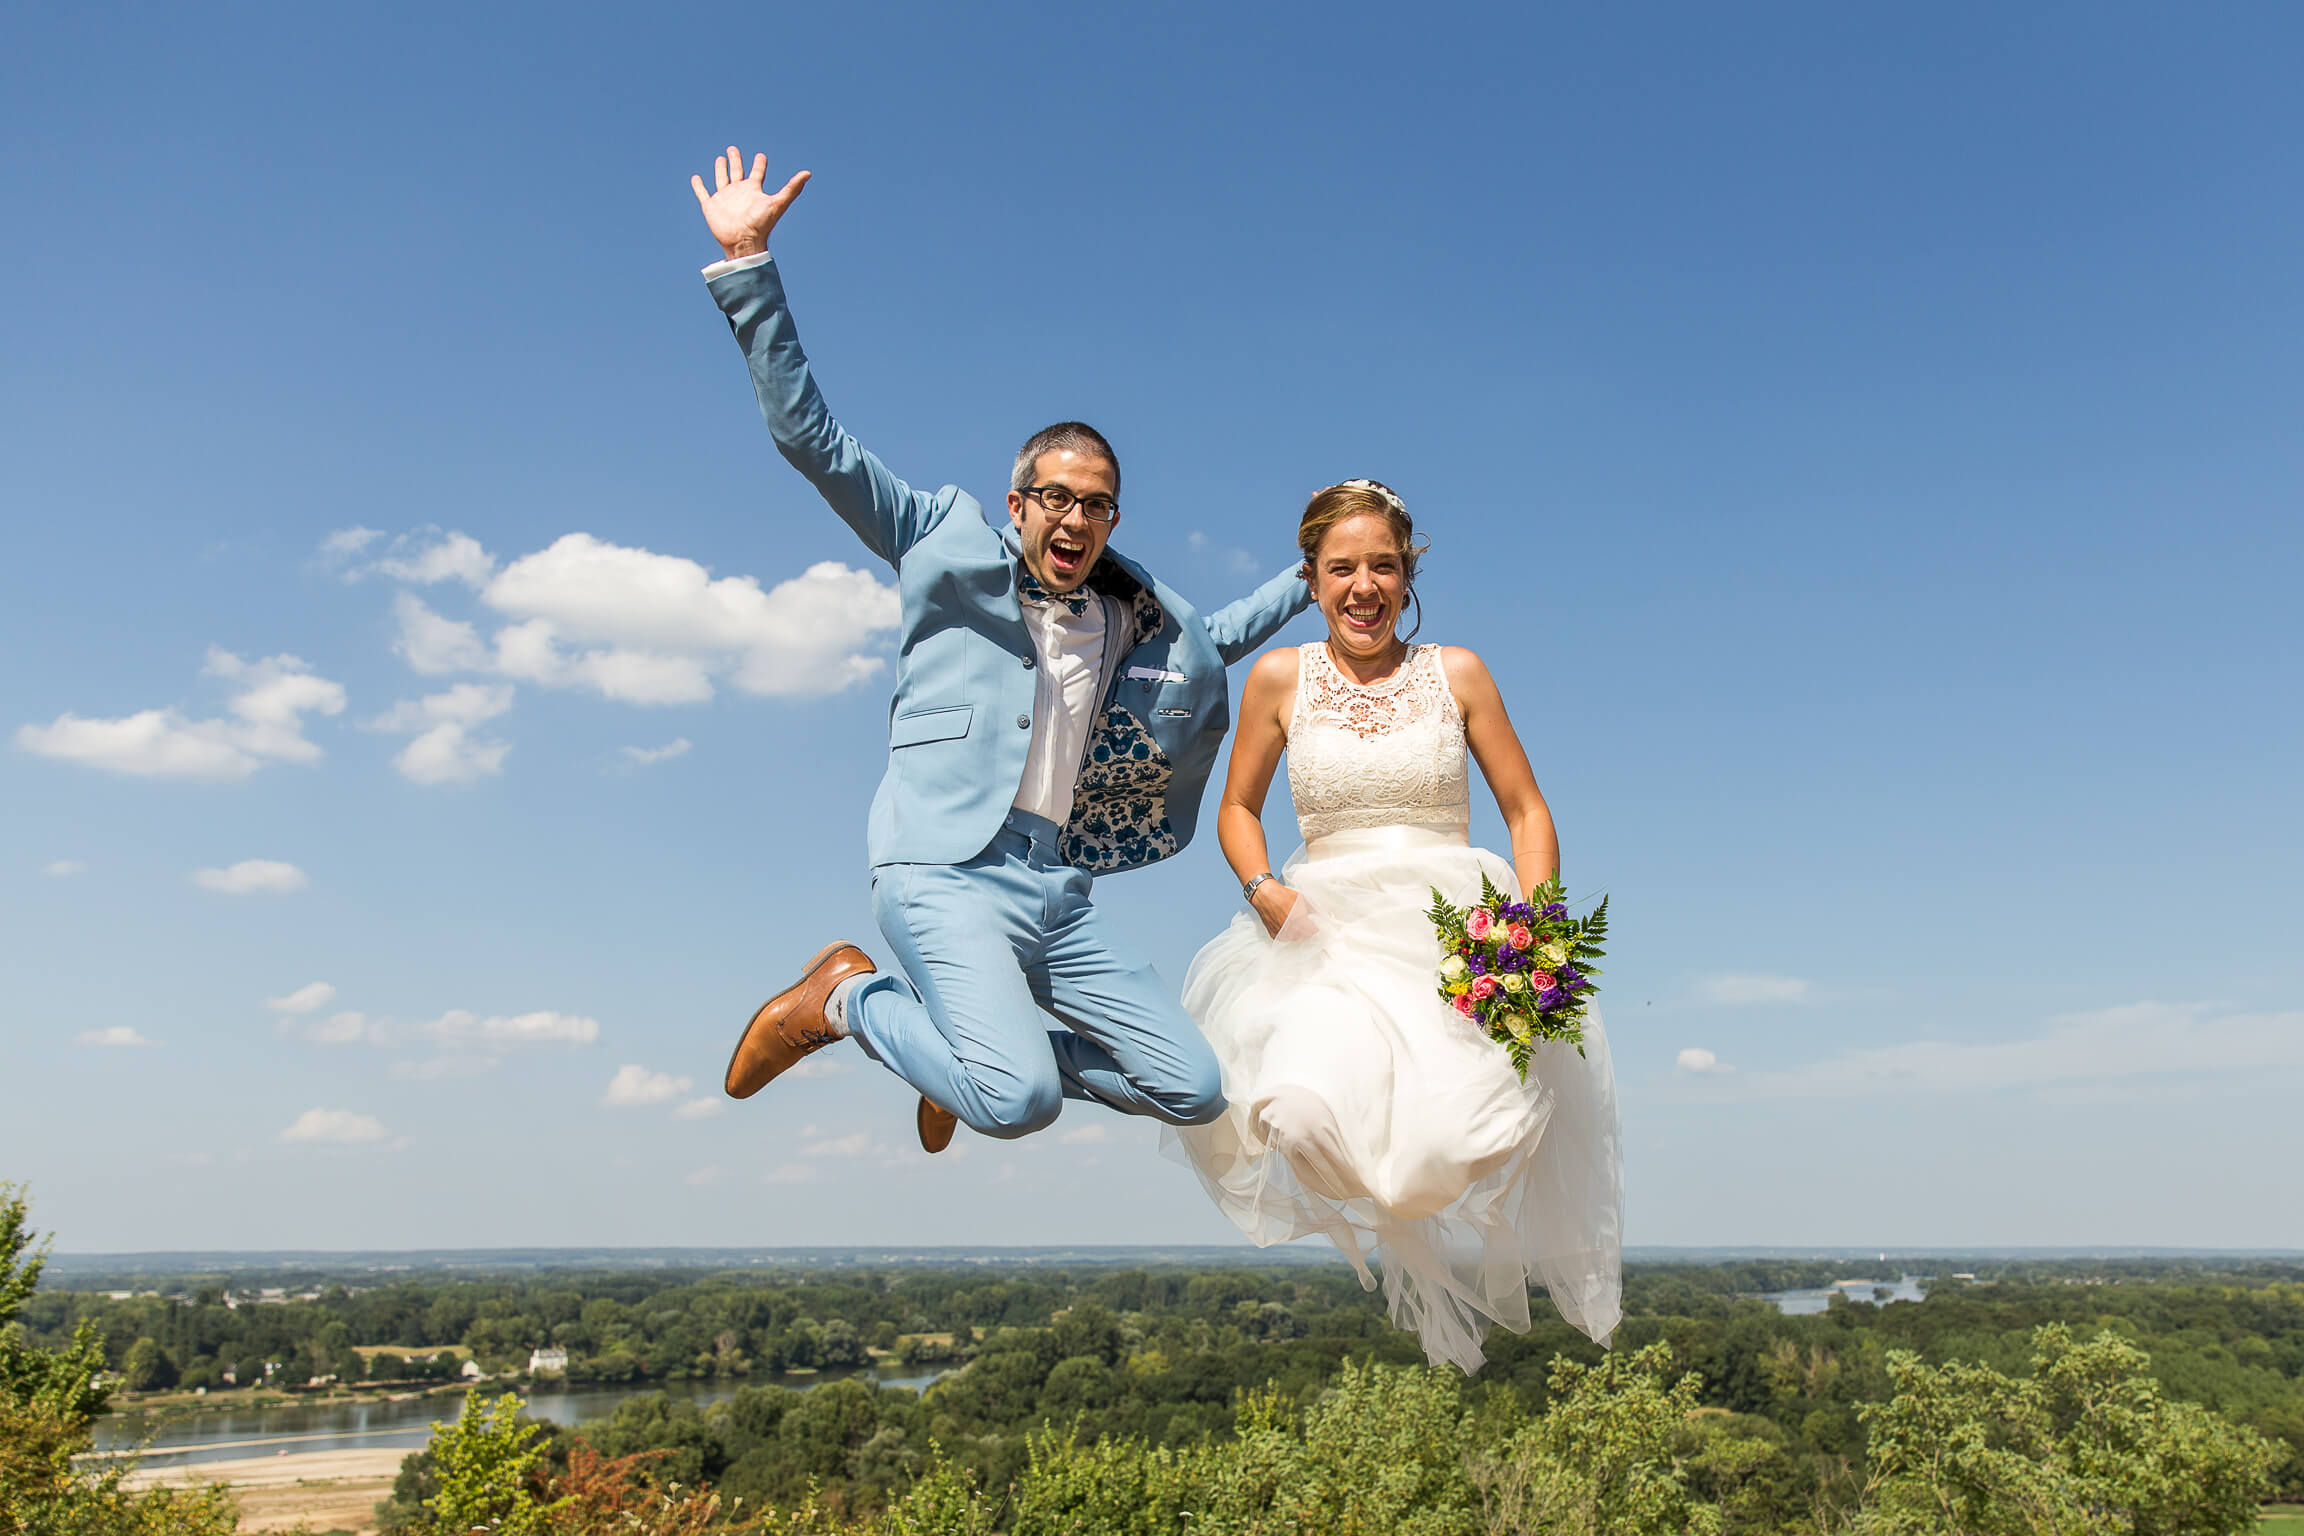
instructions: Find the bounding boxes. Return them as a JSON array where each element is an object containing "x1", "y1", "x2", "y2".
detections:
[{"x1": 1013, "y1": 591, "x2": 1112, "y2": 825}]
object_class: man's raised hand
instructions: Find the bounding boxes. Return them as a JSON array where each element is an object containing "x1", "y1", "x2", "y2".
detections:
[{"x1": 690, "y1": 145, "x2": 810, "y2": 261}]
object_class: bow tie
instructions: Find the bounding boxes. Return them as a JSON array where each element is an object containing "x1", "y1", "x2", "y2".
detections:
[{"x1": 1018, "y1": 568, "x2": 1093, "y2": 617}]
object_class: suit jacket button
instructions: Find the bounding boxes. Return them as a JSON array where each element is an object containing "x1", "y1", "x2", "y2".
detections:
[
  {"x1": 1022, "y1": 654, "x2": 1035, "y2": 669},
  {"x1": 1016, "y1": 715, "x2": 1031, "y2": 729}
]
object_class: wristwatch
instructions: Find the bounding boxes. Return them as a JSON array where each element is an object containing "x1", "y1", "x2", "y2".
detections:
[{"x1": 1242, "y1": 872, "x2": 1278, "y2": 903}]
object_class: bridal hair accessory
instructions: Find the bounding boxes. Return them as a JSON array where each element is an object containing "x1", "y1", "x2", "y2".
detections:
[
  {"x1": 1331, "y1": 478, "x2": 1407, "y2": 514},
  {"x1": 1425, "y1": 874, "x2": 1608, "y2": 1078}
]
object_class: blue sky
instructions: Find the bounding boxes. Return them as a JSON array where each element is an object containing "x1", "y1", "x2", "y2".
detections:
[{"x1": 3, "y1": 2, "x2": 2298, "y2": 1254}]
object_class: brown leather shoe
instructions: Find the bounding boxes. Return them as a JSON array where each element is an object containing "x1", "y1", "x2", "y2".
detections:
[
  {"x1": 724, "y1": 942, "x2": 876, "y2": 1099},
  {"x1": 917, "y1": 1095, "x2": 959, "y2": 1154}
]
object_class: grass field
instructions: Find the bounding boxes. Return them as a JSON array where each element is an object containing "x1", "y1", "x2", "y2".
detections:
[{"x1": 2260, "y1": 1507, "x2": 2304, "y2": 1532}]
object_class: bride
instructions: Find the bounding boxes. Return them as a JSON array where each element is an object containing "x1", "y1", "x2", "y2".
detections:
[{"x1": 1168, "y1": 479, "x2": 1623, "y2": 1372}]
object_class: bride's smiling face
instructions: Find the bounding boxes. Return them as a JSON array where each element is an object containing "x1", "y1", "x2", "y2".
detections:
[{"x1": 1310, "y1": 513, "x2": 1410, "y2": 663}]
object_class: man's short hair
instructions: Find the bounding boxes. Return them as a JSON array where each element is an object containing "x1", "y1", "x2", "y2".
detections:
[{"x1": 1011, "y1": 422, "x2": 1120, "y2": 498}]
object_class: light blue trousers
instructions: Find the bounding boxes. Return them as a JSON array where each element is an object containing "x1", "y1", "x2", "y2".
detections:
[{"x1": 850, "y1": 809, "x2": 1225, "y2": 1140}]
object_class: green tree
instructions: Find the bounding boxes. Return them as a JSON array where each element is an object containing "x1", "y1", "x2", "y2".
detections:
[
  {"x1": 1467, "y1": 1342, "x2": 1725, "y2": 1536},
  {"x1": 0, "y1": 1183, "x2": 237, "y2": 1536},
  {"x1": 1854, "y1": 1325, "x2": 2276, "y2": 1536},
  {"x1": 0, "y1": 1183, "x2": 108, "y2": 1425},
  {"x1": 419, "y1": 1390, "x2": 559, "y2": 1535},
  {"x1": 120, "y1": 1338, "x2": 178, "y2": 1393}
]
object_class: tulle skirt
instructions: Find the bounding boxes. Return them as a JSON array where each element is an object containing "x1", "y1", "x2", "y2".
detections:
[{"x1": 1165, "y1": 825, "x2": 1623, "y2": 1372}]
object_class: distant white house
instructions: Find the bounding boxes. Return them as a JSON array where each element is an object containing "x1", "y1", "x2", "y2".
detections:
[
  {"x1": 460, "y1": 1360, "x2": 485, "y2": 1380},
  {"x1": 529, "y1": 1347, "x2": 569, "y2": 1374}
]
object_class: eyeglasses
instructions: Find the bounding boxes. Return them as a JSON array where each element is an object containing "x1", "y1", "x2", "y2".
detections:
[{"x1": 1020, "y1": 485, "x2": 1120, "y2": 523}]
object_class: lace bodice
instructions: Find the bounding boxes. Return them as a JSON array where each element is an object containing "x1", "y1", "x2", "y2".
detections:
[{"x1": 1287, "y1": 642, "x2": 1470, "y2": 843}]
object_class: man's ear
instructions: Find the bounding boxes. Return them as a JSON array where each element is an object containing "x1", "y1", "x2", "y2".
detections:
[{"x1": 1006, "y1": 492, "x2": 1026, "y2": 528}]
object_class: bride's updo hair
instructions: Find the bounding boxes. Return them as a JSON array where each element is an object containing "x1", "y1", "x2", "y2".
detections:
[{"x1": 1297, "y1": 478, "x2": 1429, "y2": 638}]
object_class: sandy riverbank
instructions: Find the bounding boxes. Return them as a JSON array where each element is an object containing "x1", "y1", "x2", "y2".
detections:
[{"x1": 125, "y1": 1448, "x2": 402, "y2": 1534}]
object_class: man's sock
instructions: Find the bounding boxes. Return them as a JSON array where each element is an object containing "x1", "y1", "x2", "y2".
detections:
[{"x1": 824, "y1": 973, "x2": 867, "y2": 1039}]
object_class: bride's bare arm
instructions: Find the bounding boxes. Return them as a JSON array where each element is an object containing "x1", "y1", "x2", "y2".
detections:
[
  {"x1": 1218, "y1": 649, "x2": 1301, "y2": 936},
  {"x1": 1443, "y1": 647, "x2": 1560, "y2": 896}
]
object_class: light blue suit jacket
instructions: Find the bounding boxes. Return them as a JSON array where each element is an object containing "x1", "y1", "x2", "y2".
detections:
[{"x1": 710, "y1": 257, "x2": 1309, "y2": 874}]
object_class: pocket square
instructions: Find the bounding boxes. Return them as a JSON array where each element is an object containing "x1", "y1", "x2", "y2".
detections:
[{"x1": 1127, "y1": 665, "x2": 1188, "y2": 683}]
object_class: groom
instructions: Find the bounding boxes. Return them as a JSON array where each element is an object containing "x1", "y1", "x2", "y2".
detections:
[{"x1": 692, "y1": 146, "x2": 1310, "y2": 1153}]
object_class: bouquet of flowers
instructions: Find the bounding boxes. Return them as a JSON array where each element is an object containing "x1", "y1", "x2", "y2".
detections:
[{"x1": 1424, "y1": 874, "x2": 1606, "y2": 1079}]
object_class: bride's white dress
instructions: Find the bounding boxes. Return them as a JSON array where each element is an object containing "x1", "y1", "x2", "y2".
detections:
[{"x1": 1167, "y1": 642, "x2": 1623, "y2": 1371}]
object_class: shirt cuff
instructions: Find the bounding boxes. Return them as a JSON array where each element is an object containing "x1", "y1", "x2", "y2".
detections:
[{"x1": 701, "y1": 251, "x2": 774, "y2": 280}]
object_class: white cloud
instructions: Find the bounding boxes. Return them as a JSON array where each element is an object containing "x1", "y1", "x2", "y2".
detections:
[
  {"x1": 193, "y1": 859, "x2": 308, "y2": 895},
  {"x1": 304, "y1": 1011, "x2": 376, "y2": 1045},
  {"x1": 802, "y1": 1131, "x2": 873, "y2": 1159},
  {"x1": 1186, "y1": 530, "x2": 1262, "y2": 577},
  {"x1": 43, "y1": 860, "x2": 85, "y2": 877},
  {"x1": 384, "y1": 534, "x2": 898, "y2": 701},
  {"x1": 374, "y1": 530, "x2": 495, "y2": 588},
  {"x1": 326, "y1": 527, "x2": 495, "y2": 588},
  {"x1": 16, "y1": 651, "x2": 345, "y2": 781},
  {"x1": 390, "y1": 1055, "x2": 499, "y2": 1080},
  {"x1": 685, "y1": 1165, "x2": 730, "y2": 1186},
  {"x1": 370, "y1": 682, "x2": 514, "y2": 786},
  {"x1": 1696, "y1": 974, "x2": 1812, "y2": 1006},
  {"x1": 603, "y1": 1064, "x2": 693, "y2": 1106},
  {"x1": 622, "y1": 739, "x2": 692, "y2": 767},
  {"x1": 359, "y1": 529, "x2": 902, "y2": 707},
  {"x1": 785, "y1": 1055, "x2": 856, "y2": 1081},
  {"x1": 79, "y1": 1026, "x2": 155, "y2": 1048},
  {"x1": 280, "y1": 1108, "x2": 386, "y2": 1144},
  {"x1": 421, "y1": 1009, "x2": 599, "y2": 1048},
  {"x1": 319, "y1": 526, "x2": 386, "y2": 562},
  {"x1": 266, "y1": 981, "x2": 337, "y2": 1015},
  {"x1": 392, "y1": 593, "x2": 490, "y2": 675},
  {"x1": 1057, "y1": 1123, "x2": 1111, "y2": 1145},
  {"x1": 297, "y1": 1006, "x2": 595, "y2": 1052},
  {"x1": 764, "y1": 1165, "x2": 816, "y2": 1185},
  {"x1": 1676, "y1": 1047, "x2": 1736, "y2": 1076},
  {"x1": 1734, "y1": 1001, "x2": 2304, "y2": 1100},
  {"x1": 486, "y1": 536, "x2": 899, "y2": 702},
  {"x1": 673, "y1": 1097, "x2": 726, "y2": 1120}
]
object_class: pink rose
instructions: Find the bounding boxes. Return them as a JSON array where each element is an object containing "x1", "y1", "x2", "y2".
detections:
[
  {"x1": 1452, "y1": 993, "x2": 1476, "y2": 1017},
  {"x1": 1471, "y1": 976, "x2": 1500, "y2": 1000},
  {"x1": 1529, "y1": 971, "x2": 1557, "y2": 994},
  {"x1": 1506, "y1": 923, "x2": 1534, "y2": 950},
  {"x1": 1465, "y1": 909, "x2": 1494, "y2": 940}
]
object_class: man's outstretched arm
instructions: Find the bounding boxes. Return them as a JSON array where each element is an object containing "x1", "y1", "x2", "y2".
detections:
[
  {"x1": 1202, "y1": 565, "x2": 1315, "y2": 667},
  {"x1": 693, "y1": 146, "x2": 940, "y2": 566}
]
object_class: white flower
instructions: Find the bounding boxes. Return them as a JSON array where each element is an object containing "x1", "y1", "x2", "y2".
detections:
[
  {"x1": 1539, "y1": 941, "x2": 1570, "y2": 968},
  {"x1": 1503, "y1": 972, "x2": 1531, "y2": 994},
  {"x1": 1439, "y1": 955, "x2": 1469, "y2": 981}
]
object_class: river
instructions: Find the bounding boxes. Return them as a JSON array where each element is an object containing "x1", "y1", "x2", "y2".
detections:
[
  {"x1": 96, "y1": 1366, "x2": 946, "y2": 1471},
  {"x1": 1758, "y1": 1276, "x2": 1929, "y2": 1314}
]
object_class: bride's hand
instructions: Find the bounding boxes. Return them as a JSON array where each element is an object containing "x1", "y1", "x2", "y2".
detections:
[{"x1": 1251, "y1": 883, "x2": 1300, "y2": 938}]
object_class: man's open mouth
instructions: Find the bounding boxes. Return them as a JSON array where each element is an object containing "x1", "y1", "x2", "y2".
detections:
[{"x1": 1048, "y1": 535, "x2": 1088, "y2": 575}]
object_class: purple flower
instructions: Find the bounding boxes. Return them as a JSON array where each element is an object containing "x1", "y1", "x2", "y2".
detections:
[
  {"x1": 1556, "y1": 965, "x2": 1583, "y2": 988},
  {"x1": 1542, "y1": 902, "x2": 1568, "y2": 920},
  {"x1": 1503, "y1": 902, "x2": 1534, "y2": 924},
  {"x1": 1468, "y1": 954, "x2": 1487, "y2": 975},
  {"x1": 1495, "y1": 944, "x2": 1519, "y2": 968},
  {"x1": 1535, "y1": 988, "x2": 1563, "y2": 1011}
]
